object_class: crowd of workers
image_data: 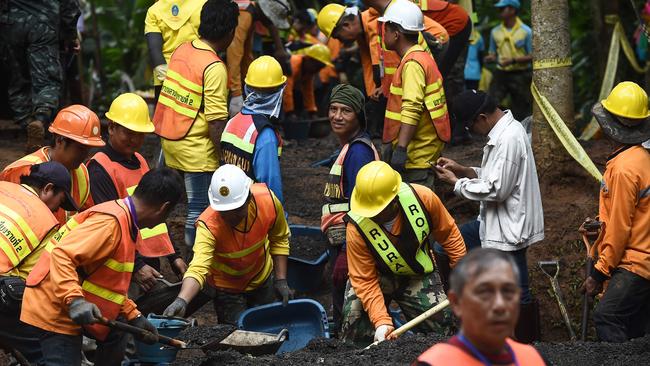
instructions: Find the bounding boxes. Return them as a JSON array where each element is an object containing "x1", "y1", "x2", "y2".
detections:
[{"x1": 0, "y1": 0, "x2": 649, "y2": 365}]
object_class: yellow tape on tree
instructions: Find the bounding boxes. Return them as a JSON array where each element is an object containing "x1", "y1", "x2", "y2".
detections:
[
  {"x1": 531, "y1": 82, "x2": 603, "y2": 182},
  {"x1": 533, "y1": 57, "x2": 572, "y2": 70}
]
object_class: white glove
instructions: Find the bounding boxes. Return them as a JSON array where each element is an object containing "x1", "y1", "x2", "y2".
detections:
[
  {"x1": 154, "y1": 64, "x2": 168, "y2": 83},
  {"x1": 229, "y1": 95, "x2": 244, "y2": 117},
  {"x1": 374, "y1": 324, "x2": 394, "y2": 342}
]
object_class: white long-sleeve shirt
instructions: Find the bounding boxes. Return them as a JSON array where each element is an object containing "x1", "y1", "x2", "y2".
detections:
[{"x1": 454, "y1": 111, "x2": 544, "y2": 251}]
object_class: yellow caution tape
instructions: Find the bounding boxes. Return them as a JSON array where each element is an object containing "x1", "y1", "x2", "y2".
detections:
[
  {"x1": 531, "y1": 82, "x2": 603, "y2": 182},
  {"x1": 533, "y1": 57, "x2": 572, "y2": 70}
]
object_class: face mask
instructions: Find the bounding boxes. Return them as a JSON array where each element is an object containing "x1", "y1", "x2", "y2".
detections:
[{"x1": 241, "y1": 85, "x2": 286, "y2": 119}]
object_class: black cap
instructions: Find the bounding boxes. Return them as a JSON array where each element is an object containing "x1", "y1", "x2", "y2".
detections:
[
  {"x1": 29, "y1": 162, "x2": 80, "y2": 212},
  {"x1": 451, "y1": 89, "x2": 490, "y2": 129}
]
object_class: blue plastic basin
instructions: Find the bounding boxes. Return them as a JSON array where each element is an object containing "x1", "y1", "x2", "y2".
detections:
[
  {"x1": 287, "y1": 225, "x2": 330, "y2": 292},
  {"x1": 238, "y1": 299, "x2": 330, "y2": 354},
  {"x1": 135, "y1": 315, "x2": 189, "y2": 363}
]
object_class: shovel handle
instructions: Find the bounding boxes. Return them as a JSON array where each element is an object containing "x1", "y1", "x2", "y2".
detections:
[{"x1": 98, "y1": 317, "x2": 187, "y2": 349}]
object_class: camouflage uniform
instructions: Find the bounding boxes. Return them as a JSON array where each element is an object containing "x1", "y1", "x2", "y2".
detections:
[
  {"x1": 0, "y1": 0, "x2": 80, "y2": 126},
  {"x1": 402, "y1": 169, "x2": 436, "y2": 191},
  {"x1": 212, "y1": 275, "x2": 276, "y2": 325},
  {"x1": 340, "y1": 270, "x2": 453, "y2": 345}
]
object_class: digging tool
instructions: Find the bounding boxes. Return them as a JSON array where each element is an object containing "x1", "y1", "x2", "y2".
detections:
[
  {"x1": 363, "y1": 299, "x2": 450, "y2": 350},
  {"x1": 97, "y1": 317, "x2": 187, "y2": 349},
  {"x1": 579, "y1": 220, "x2": 601, "y2": 341},
  {"x1": 538, "y1": 261, "x2": 576, "y2": 340},
  {"x1": 175, "y1": 328, "x2": 289, "y2": 355}
]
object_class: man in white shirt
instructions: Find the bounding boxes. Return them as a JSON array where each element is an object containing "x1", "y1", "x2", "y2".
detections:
[{"x1": 434, "y1": 89, "x2": 544, "y2": 342}]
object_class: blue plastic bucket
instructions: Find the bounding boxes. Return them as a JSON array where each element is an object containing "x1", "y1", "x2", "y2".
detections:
[
  {"x1": 135, "y1": 314, "x2": 190, "y2": 363},
  {"x1": 287, "y1": 225, "x2": 330, "y2": 292}
]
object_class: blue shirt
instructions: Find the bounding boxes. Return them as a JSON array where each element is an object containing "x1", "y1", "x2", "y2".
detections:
[
  {"x1": 464, "y1": 31, "x2": 485, "y2": 81},
  {"x1": 253, "y1": 127, "x2": 284, "y2": 203},
  {"x1": 342, "y1": 136, "x2": 376, "y2": 198}
]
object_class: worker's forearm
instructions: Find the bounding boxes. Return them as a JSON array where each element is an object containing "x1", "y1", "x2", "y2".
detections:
[
  {"x1": 515, "y1": 55, "x2": 533, "y2": 64},
  {"x1": 146, "y1": 33, "x2": 166, "y2": 67},
  {"x1": 272, "y1": 255, "x2": 288, "y2": 280},
  {"x1": 397, "y1": 123, "x2": 418, "y2": 148},
  {"x1": 208, "y1": 119, "x2": 227, "y2": 154},
  {"x1": 177, "y1": 277, "x2": 202, "y2": 303},
  {"x1": 463, "y1": 166, "x2": 478, "y2": 179}
]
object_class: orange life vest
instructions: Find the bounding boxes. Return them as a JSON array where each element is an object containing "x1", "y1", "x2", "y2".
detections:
[
  {"x1": 26, "y1": 199, "x2": 139, "y2": 341},
  {"x1": 197, "y1": 184, "x2": 277, "y2": 292},
  {"x1": 0, "y1": 147, "x2": 91, "y2": 224},
  {"x1": 321, "y1": 135, "x2": 379, "y2": 231},
  {"x1": 0, "y1": 182, "x2": 59, "y2": 273},
  {"x1": 89, "y1": 152, "x2": 175, "y2": 257},
  {"x1": 220, "y1": 113, "x2": 283, "y2": 180},
  {"x1": 153, "y1": 41, "x2": 223, "y2": 140},
  {"x1": 416, "y1": 338, "x2": 546, "y2": 366},
  {"x1": 383, "y1": 49, "x2": 450, "y2": 143}
]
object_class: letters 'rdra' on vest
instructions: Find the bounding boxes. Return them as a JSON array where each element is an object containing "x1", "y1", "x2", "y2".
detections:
[
  {"x1": 26, "y1": 200, "x2": 139, "y2": 341},
  {"x1": 153, "y1": 41, "x2": 222, "y2": 140},
  {"x1": 347, "y1": 183, "x2": 434, "y2": 276},
  {"x1": 198, "y1": 184, "x2": 277, "y2": 292},
  {"x1": 90, "y1": 152, "x2": 174, "y2": 257},
  {"x1": 383, "y1": 50, "x2": 450, "y2": 144}
]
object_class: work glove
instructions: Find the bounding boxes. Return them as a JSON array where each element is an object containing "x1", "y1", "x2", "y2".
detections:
[
  {"x1": 374, "y1": 324, "x2": 395, "y2": 342},
  {"x1": 129, "y1": 314, "x2": 159, "y2": 345},
  {"x1": 332, "y1": 250, "x2": 349, "y2": 289},
  {"x1": 69, "y1": 298, "x2": 102, "y2": 325},
  {"x1": 229, "y1": 95, "x2": 244, "y2": 117},
  {"x1": 389, "y1": 146, "x2": 408, "y2": 173},
  {"x1": 154, "y1": 64, "x2": 168, "y2": 83},
  {"x1": 163, "y1": 297, "x2": 188, "y2": 318},
  {"x1": 274, "y1": 279, "x2": 293, "y2": 306},
  {"x1": 325, "y1": 225, "x2": 346, "y2": 247}
]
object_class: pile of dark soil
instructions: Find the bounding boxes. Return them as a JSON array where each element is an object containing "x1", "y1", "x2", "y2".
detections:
[
  {"x1": 290, "y1": 235, "x2": 329, "y2": 261},
  {"x1": 536, "y1": 335, "x2": 650, "y2": 365},
  {"x1": 177, "y1": 324, "x2": 237, "y2": 347}
]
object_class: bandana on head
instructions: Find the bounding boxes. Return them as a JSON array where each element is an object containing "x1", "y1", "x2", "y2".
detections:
[
  {"x1": 242, "y1": 84, "x2": 286, "y2": 118},
  {"x1": 329, "y1": 83, "x2": 366, "y2": 128}
]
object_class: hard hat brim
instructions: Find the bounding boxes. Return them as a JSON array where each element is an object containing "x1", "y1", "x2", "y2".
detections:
[
  {"x1": 48, "y1": 125, "x2": 106, "y2": 147},
  {"x1": 244, "y1": 75, "x2": 288, "y2": 89},
  {"x1": 592, "y1": 102, "x2": 650, "y2": 145},
  {"x1": 105, "y1": 111, "x2": 156, "y2": 133},
  {"x1": 601, "y1": 98, "x2": 650, "y2": 120}
]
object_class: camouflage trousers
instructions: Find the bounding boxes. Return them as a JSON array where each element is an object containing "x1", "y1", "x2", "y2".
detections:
[
  {"x1": 0, "y1": 7, "x2": 62, "y2": 124},
  {"x1": 340, "y1": 271, "x2": 453, "y2": 345},
  {"x1": 212, "y1": 275, "x2": 276, "y2": 325},
  {"x1": 402, "y1": 168, "x2": 436, "y2": 191}
]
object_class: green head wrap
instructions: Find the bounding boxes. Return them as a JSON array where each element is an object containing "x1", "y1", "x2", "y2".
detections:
[{"x1": 329, "y1": 84, "x2": 366, "y2": 128}]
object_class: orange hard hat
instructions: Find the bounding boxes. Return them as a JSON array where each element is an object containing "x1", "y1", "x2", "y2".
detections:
[{"x1": 49, "y1": 105, "x2": 105, "y2": 147}]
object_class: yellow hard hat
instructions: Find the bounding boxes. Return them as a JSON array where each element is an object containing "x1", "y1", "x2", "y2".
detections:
[
  {"x1": 105, "y1": 93, "x2": 155, "y2": 133},
  {"x1": 245, "y1": 56, "x2": 287, "y2": 88},
  {"x1": 303, "y1": 44, "x2": 334, "y2": 67},
  {"x1": 601, "y1": 81, "x2": 650, "y2": 119},
  {"x1": 350, "y1": 161, "x2": 402, "y2": 218},
  {"x1": 317, "y1": 4, "x2": 346, "y2": 38}
]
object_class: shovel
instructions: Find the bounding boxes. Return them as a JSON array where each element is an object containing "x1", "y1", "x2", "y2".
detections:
[
  {"x1": 363, "y1": 299, "x2": 450, "y2": 350},
  {"x1": 97, "y1": 317, "x2": 187, "y2": 349},
  {"x1": 538, "y1": 261, "x2": 576, "y2": 340},
  {"x1": 177, "y1": 328, "x2": 289, "y2": 355}
]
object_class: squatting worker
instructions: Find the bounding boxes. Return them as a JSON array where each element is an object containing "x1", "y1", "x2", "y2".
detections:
[
  {"x1": 1, "y1": 105, "x2": 105, "y2": 224},
  {"x1": 379, "y1": 0, "x2": 450, "y2": 188},
  {"x1": 0, "y1": 162, "x2": 78, "y2": 364},
  {"x1": 321, "y1": 84, "x2": 380, "y2": 330},
  {"x1": 153, "y1": 0, "x2": 239, "y2": 251},
  {"x1": 415, "y1": 249, "x2": 545, "y2": 365},
  {"x1": 220, "y1": 56, "x2": 286, "y2": 202},
  {"x1": 87, "y1": 93, "x2": 187, "y2": 299},
  {"x1": 434, "y1": 90, "x2": 544, "y2": 342},
  {"x1": 21, "y1": 168, "x2": 184, "y2": 365},
  {"x1": 342, "y1": 161, "x2": 466, "y2": 344},
  {"x1": 583, "y1": 81, "x2": 650, "y2": 342},
  {"x1": 163, "y1": 165, "x2": 292, "y2": 325}
]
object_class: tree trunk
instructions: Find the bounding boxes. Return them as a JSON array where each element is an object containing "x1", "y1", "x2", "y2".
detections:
[{"x1": 531, "y1": 0, "x2": 575, "y2": 178}]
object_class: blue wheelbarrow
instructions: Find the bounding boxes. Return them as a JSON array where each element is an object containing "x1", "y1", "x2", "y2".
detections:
[
  {"x1": 238, "y1": 299, "x2": 330, "y2": 354},
  {"x1": 287, "y1": 225, "x2": 330, "y2": 293}
]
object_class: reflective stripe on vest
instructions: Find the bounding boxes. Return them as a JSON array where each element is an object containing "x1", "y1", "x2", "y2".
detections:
[
  {"x1": 153, "y1": 41, "x2": 222, "y2": 140},
  {"x1": 383, "y1": 50, "x2": 450, "y2": 143},
  {"x1": 347, "y1": 183, "x2": 434, "y2": 276}
]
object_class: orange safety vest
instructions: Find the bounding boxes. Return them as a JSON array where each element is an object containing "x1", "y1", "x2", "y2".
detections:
[
  {"x1": 321, "y1": 135, "x2": 379, "y2": 231},
  {"x1": 197, "y1": 183, "x2": 277, "y2": 292},
  {"x1": 383, "y1": 49, "x2": 450, "y2": 143},
  {"x1": 220, "y1": 113, "x2": 283, "y2": 180},
  {"x1": 415, "y1": 0, "x2": 469, "y2": 36},
  {"x1": 153, "y1": 41, "x2": 223, "y2": 140},
  {"x1": 89, "y1": 152, "x2": 175, "y2": 257},
  {"x1": 26, "y1": 199, "x2": 139, "y2": 341},
  {"x1": 416, "y1": 338, "x2": 546, "y2": 366},
  {"x1": 0, "y1": 182, "x2": 59, "y2": 273},
  {"x1": 1, "y1": 147, "x2": 90, "y2": 224}
]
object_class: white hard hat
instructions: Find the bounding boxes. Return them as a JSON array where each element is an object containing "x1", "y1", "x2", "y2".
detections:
[
  {"x1": 208, "y1": 164, "x2": 253, "y2": 211},
  {"x1": 378, "y1": 0, "x2": 424, "y2": 33}
]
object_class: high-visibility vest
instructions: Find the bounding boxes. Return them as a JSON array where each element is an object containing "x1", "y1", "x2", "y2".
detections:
[
  {"x1": 1, "y1": 147, "x2": 91, "y2": 224},
  {"x1": 0, "y1": 182, "x2": 59, "y2": 273},
  {"x1": 26, "y1": 199, "x2": 138, "y2": 341},
  {"x1": 89, "y1": 152, "x2": 175, "y2": 257},
  {"x1": 198, "y1": 183, "x2": 277, "y2": 292},
  {"x1": 321, "y1": 135, "x2": 379, "y2": 231},
  {"x1": 416, "y1": 338, "x2": 546, "y2": 365},
  {"x1": 153, "y1": 41, "x2": 223, "y2": 140},
  {"x1": 383, "y1": 48, "x2": 450, "y2": 143},
  {"x1": 346, "y1": 183, "x2": 434, "y2": 276},
  {"x1": 220, "y1": 113, "x2": 283, "y2": 180},
  {"x1": 414, "y1": 0, "x2": 469, "y2": 37}
]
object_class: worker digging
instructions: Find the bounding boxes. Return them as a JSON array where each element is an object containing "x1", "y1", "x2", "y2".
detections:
[{"x1": 2, "y1": 0, "x2": 650, "y2": 364}]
